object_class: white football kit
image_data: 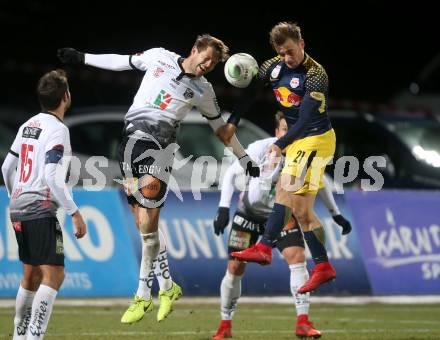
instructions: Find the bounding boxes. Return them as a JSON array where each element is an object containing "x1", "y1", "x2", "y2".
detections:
[
  {"x1": 1, "y1": 112, "x2": 78, "y2": 221},
  {"x1": 85, "y1": 47, "x2": 245, "y2": 156},
  {"x1": 86, "y1": 48, "x2": 221, "y2": 124}
]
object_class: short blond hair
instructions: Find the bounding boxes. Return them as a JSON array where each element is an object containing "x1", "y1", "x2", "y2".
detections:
[{"x1": 269, "y1": 22, "x2": 302, "y2": 48}]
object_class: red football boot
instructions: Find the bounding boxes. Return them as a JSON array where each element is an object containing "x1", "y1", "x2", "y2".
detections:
[
  {"x1": 212, "y1": 320, "x2": 232, "y2": 339},
  {"x1": 295, "y1": 314, "x2": 322, "y2": 339},
  {"x1": 230, "y1": 243, "x2": 272, "y2": 265},
  {"x1": 297, "y1": 262, "x2": 336, "y2": 294}
]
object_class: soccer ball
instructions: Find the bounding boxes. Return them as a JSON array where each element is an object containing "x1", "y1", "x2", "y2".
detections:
[{"x1": 224, "y1": 53, "x2": 258, "y2": 88}]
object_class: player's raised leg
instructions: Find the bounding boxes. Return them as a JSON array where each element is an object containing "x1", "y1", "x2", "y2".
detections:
[{"x1": 294, "y1": 193, "x2": 335, "y2": 294}]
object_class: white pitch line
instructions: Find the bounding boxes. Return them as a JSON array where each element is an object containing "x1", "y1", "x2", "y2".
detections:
[{"x1": 2, "y1": 295, "x2": 440, "y2": 308}]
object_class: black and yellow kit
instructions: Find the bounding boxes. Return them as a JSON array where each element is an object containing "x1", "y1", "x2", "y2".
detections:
[{"x1": 259, "y1": 54, "x2": 336, "y2": 194}]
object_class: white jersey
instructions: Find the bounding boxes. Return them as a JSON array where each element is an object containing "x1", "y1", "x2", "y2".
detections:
[
  {"x1": 219, "y1": 137, "x2": 341, "y2": 220},
  {"x1": 220, "y1": 137, "x2": 280, "y2": 219},
  {"x1": 7, "y1": 112, "x2": 77, "y2": 221},
  {"x1": 85, "y1": 48, "x2": 221, "y2": 144}
]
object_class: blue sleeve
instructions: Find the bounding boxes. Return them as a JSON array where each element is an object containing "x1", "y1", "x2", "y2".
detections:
[
  {"x1": 45, "y1": 145, "x2": 64, "y2": 164},
  {"x1": 274, "y1": 93, "x2": 320, "y2": 150}
]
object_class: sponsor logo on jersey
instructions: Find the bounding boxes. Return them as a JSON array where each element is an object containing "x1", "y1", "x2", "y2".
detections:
[
  {"x1": 158, "y1": 60, "x2": 176, "y2": 70},
  {"x1": 183, "y1": 88, "x2": 194, "y2": 99},
  {"x1": 22, "y1": 126, "x2": 42, "y2": 139},
  {"x1": 153, "y1": 67, "x2": 165, "y2": 78},
  {"x1": 29, "y1": 120, "x2": 41, "y2": 128},
  {"x1": 270, "y1": 65, "x2": 281, "y2": 80},
  {"x1": 273, "y1": 87, "x2": 303, "y2": 108},
  {"x1": 153, "y1": 90, "x2": 172, "y2": 110},
  {"x1": 290, "y1": 77, "x2": 300, "y2": 89}
]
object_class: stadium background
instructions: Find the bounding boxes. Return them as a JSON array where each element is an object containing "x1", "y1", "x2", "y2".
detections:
[
  {"x1": 0, "y1": 1, "x2": 437, "y2": 130},
  {"x1": 1, "y1": 0, "x2": 439, "y2": 298},
  {"x1": 1, "y1": 2, "x2": 440, "y2": 339}
]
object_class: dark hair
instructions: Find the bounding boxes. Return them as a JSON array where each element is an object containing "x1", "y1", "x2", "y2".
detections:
[
  {"x1": 275, "y1": 111, "x2": 285, "y2": 129},
  {"x1": 37, "y1": 69, "x2": 69, "y2": 111},
  {"x1": 269, "y1": 22, "x2": 302, "y2": 48},
  {"x1": 194, "y1": 34, "x2": 230, "y2": 62}
]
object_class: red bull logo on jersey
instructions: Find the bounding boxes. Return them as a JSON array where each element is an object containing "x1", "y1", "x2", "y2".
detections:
[
  {"x1": 154, "y1": 90, "x2": 172, "y2": 110},
  {"x1": 273, "y1": 87, "x2": 303, "y2": 108}
]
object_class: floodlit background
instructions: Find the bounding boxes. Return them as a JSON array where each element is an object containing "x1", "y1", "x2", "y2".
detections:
[{"x1": 1, "y1": 1, "x2": 439, "y2": 339}]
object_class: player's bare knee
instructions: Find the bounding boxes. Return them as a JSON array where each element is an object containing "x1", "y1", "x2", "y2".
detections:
[
  {"x1": 142, "y1": 231, "x2": 160, "y2": 255},
  {"x1": 41, "y1": 266, "x2": 65, "y2": 290},
  {"x1": 275, "y1": 187, "x2": 292, "y2": 207},
  {"x1": 21, "y1": 266, "x2": 41, "y2": 290},
  {"x1": 281, "y1": 246, "x2": 304, "y2": 264},
  {"x1": 293, "y1": 207, "x2": 308, "y2": 226},
  {"x1": 137, "y1": 207, "x2": 160, "y2": 234},
  {"x1": 228, "y1": 260, "x2": 246, "y2": 276},
  {"x1": 30, "y1": 271, "x2": 43, "y2": 289},
  {"x1": 20, "y1": 277, "x2": 35, "y2": 291},
  {"x1": 138, "y1": 220, "x2": 151, "y2": 234}
]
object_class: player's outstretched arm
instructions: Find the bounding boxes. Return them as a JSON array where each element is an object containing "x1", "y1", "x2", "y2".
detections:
[
  {"x1": 207, "y1": 116, "x2": 260, "y2": 177},
  {"x1": 215, "y1": 123, "x2": 236, "y2": 145},
  {"x1": 57, "y1": 48, "x2": 84, "y2": 64},
  {"x1": 214, "y1": 159, "x2": 244, "y2": 235},
  {"x1": 57, "y1": 47, "x2": 133, "y2": 71}
]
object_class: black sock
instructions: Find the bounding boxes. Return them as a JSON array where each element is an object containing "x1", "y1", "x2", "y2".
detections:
[
  {"x1": 303, "y1": 226, "x2": 328, "y2": 264},
  {"x1": 260, "y1": 203, "x2": 291, "y2": 246}
]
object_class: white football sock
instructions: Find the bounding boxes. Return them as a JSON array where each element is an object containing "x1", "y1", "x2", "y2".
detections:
[
  {"x1": 136, "y1": 232, "x2": 160, "y2": 300},
  {"x1": 153, "y1": 229, "x2": 173, "y2": 291},
  {"x1": 27, "y1": 284, "x2": 57, "y2": 340},
  {"x1": 289, "y1": 262, "x2": 310, "y2": 316},
  {"x1": 220, "y1": 270, "x2": 242, "y2": 321},
  {"x1": 13, "y1": 285, "x2": 36, "y2": 340}
]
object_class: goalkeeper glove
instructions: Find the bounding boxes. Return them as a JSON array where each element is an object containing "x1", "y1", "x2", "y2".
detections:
[
  {"x1": 239, "y1": 154, "x2": 260, "y2": 177},
  {"x1": 333, "y1": 214, "x2": 352, "y2": 235},
  {"x1": 213, "y1": 207, "x2": 230, "y2": 235},
  {"x1": 57, "y1": 47, "x2": 85, "y2": 64}
]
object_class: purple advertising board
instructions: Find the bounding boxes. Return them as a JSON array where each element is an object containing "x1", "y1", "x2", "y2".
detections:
[
  {"x1": 346, "y1": 190, "x2": 440, "y2": 294},
  {"x1": 126, "y1": 190, "x2": 371, "y2": 296}
]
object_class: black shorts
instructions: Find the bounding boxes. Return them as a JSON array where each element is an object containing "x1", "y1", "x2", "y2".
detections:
[
  {"x1": 13, "y1": 217, "x2": 64, "y2": 266},
  {"x1": 227, "y1": 212, "x2": 305, "y2": 258},
  {"x1": 117, "y1": 133, "x2": 173, "y2": 208}
]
